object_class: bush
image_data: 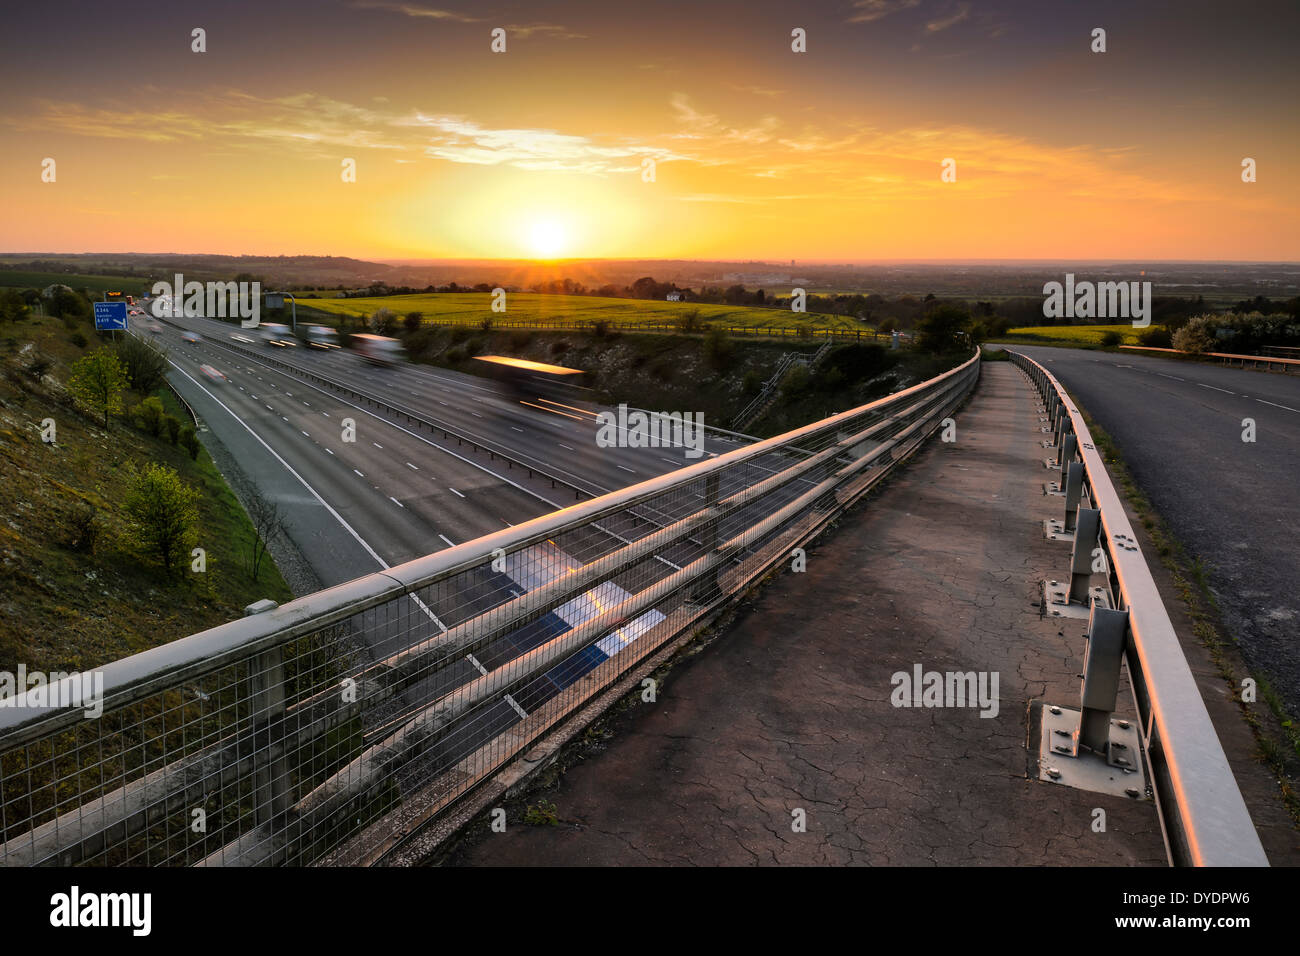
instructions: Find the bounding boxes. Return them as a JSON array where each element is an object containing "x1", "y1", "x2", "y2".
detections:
[
  {"x1": 70, "y1": 332, "x2": 88, "y2": 349},
  {"x1": 781, "y1": 364, "x2": 811, "y2": 398},
  {"x1": 115, "y1": 334, "x2": 169, "y2": 395},
  {"x1": 180, "y1": 425, "x2": 201, "y2": 461},
  {"x1": 703, "y1": 327, "x2": 735, "y2": 370},
  {"x1": 1099, "y1": 331, "x2": 1123, "y2": 348},
  {"x1": 915, "y1": 305, "x2": 971, "y2": 353},
  {"x1": 1138, "y1": 326, "x2": 1173, "y2": 349},
  {"x1": 136, "y1": 396, "x2": 165, "y2": 436},
  {"x1": 591, "y1": 319, "x2": 611, "y2": 338},
  {"x1": 446, "y1": 346, "x2": 466, "y2": 363},
  {"x1": 62, "y1": 502, "x2": 101, "y2": 554},
  {"x1": 164, "y1": 415, "x2": 181, "y2": 445},
  {"x1": 876, "y1": 318, "x2": 896, "y2": 335},
  {"x1": 369, "y1": 308, "x2": 398, "y2": 336},
  {"x1": 403, "y1": 311, "x2": 423, "y2": 333},
  {"x1": 741, "y1": 370, "x2": 762, "y2": 397},
  {"x1": 25, "y1": 352, "x2": 52, "y2": 379},
  {"x1": 478, "y1": 317, "x2": 493, "y2": 332},
  {"x1": 550, "y1": 340, "x2": 569, "y2": 356},
  {"x1": 675, "y1": 309, "x2": 703, "y2": 334},
  {"x1": 123, "y1": 462, "x2": 200, "y2": 577},
  {"x1": 68, "y1": 349, "x2": 130, "y2": 428},
  {"x1": 1173, "y1": 324, "x2": 1214, "y2": 354}
]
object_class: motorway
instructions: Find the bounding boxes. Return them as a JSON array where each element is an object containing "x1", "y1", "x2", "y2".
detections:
[{"x1": 1015, "y1": 346, "x2": 1300, "y2": 714}]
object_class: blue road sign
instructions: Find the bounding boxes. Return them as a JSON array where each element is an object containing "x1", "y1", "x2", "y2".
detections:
[{"x1": 94, "y1": 301, "x2": 128, "y2": 331}]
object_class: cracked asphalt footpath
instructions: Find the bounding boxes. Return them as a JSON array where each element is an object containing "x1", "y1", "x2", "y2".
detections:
[{"x1": 451, "y1": 363, "x2": 1166, "y2": 865}]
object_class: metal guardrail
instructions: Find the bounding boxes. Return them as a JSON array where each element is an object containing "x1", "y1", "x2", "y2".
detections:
[
  {"x1": 1119, "y1": 344, "x2": 1299, "y2": 374},
  {"x1": 0, "y1": 350, "x2": 979, "y2": 867},
  {"x1": 411, "y1": 317, "x2": 884, "y2": 341},
  {"x1": 1007, "y1": 350, "x2": 1268, "y2": 867}
]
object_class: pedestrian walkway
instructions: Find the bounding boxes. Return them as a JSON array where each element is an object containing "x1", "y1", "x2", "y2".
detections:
[{"x1": 451, "y1": 362, "x2": 1167, "y2": 865}]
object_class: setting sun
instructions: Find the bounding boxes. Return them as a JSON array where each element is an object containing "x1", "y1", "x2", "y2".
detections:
[{"x1": 527, "y1": 220, "x2": 569, "y2": 259}]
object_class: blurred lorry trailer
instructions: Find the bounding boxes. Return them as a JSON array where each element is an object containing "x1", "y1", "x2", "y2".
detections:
[{"x1": 354, "y1": 333, "x2": 405, "y2": 365}]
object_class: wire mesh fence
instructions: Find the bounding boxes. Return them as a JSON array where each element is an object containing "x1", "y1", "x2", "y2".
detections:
[{"x1": 0, "y1": 350, "x2": 979, "y2": 867}]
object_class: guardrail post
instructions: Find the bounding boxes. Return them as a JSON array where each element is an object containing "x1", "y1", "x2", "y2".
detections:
[
  {"x1": 1057, "y1": 433, "x2": 1078, "y2": 483},
  {"x1": 1063, "y1": 461, "x2": 1085, "y2": 532},
  {"x1": 1068, "y1": 507, "x2": 1101, "y2": 605},
  {"x1": 1079, "y1": 606, "x2": 1130, "y2": 756},
  {"x1": 250, "y1": 646, "x2": 291, "y2": 827},
  {"x1": 692, "y1": 472, "x2": 722, "y2": 602}
]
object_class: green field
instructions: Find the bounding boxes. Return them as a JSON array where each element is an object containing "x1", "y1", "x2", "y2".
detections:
[
  {"x1": 0, "y1": 270, "x2": 150, "y2": 295},
  {"x1": 995, "y1": 324, "x2": 1144, "y2": 347},
  {"x1": 294, "y1": 292, "x2": 862, "y2": 331}
]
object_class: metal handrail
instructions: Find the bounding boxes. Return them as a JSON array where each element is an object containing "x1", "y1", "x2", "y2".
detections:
[
  {"x1": 1007, "y1": 349, "x2": 1268, "y2": 867},
  {"x1": 0, "y1": 349, "x2": 979, "y2": 866}
]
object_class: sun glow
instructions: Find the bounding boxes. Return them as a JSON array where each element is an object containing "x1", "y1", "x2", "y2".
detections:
[{"x1": 527, "y1": 219, "x2": 569, "y2": 258}]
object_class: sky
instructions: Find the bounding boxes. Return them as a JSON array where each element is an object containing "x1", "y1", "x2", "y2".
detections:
[{"x1": 1, "y1": 0, "x2": 1297, "y2": 262}]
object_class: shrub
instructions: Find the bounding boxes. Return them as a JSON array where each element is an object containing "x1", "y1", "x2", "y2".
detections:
[
  {"x1": 781, "y1": 364, "x2": 811, "y2": 397},
  {"x1": 70, "y1": 332, "x2": 88, "y2": 349},
  {"x1": 1099, "y1": 330, "x2": 1123, "y2": 348},
  {"x1": 876, "y1": 318, "x2": 896, "y2": 335},
  {"x1": 1137, "y1": 326, "x2": 1173, "y2": 349},
  {"x1": 180, "y1": 425, "x2": 201, "y2": 461},
  {"x1": 741, "y1": 370, "x2": 762, "y2": 396},
  {"x1": 164, "y1": 414, "x2": 181, "y2": 445},
  {"x1": 25, "y1": 353, "x2": 52, "y2": 379},
  {"x1": 478, "y1": 317, "x2": 493, "y2": 332},
  {"x1": 115, "y1": 334, "x2": 169, "y2": 395},
  {"x1": 68, "y1": 349, "x2": 130, "y2": 427},
  {"x1": 403, "y1": 311, "x2": 423, "y2": 333},
  {"x1": 62, "y1": 502, "x2": 101, "y2": 554},
  {"x1": 123, "y1": 462, "x2": 200, "y2": 577},
  {"x1": 703, "y1": 327, "x2": 735, "y2": 370},
  {"x1": 445, "y1": 346, "x2": 466, "y2": 363},
  {"x1": 136, "y1": 396, "x2": 165, "y2": 436},
  {"x1": 1172, "y1": 324, "x2": 1214, "y2": 354},
  {"x1": 675, "y1": 308, "x2": 703, "y2": 334}
]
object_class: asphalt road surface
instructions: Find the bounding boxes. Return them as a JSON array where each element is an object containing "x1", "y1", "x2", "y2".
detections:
[{"x1": 1015, "y1": 346, "x2": 1300, "y2": 715}]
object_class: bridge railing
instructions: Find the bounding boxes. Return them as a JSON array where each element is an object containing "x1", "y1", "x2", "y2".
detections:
[
  {"x1": 1007, "y1": 350, "x2": 1268, "y2": 867},
  {"x1": 0, "y1": 352, "x2": 979, "y2": 867}
]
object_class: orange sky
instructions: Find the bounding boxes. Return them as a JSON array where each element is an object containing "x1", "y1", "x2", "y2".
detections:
[{"x1": 1, "y1": 1, "x2": 1296, "y2": 261}]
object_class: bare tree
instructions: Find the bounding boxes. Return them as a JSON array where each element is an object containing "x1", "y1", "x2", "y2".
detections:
[{"x1": 238, "y1": 479, "x2": 289, "y2": 582}]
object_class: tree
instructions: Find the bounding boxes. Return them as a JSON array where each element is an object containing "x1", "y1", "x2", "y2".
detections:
[
  {"x1": 123, "y1": 463, "x2": 200, "y2": 577},
  {"x1": 404, "y1": 311, "x2": 423, "y2": 333},
  {"x1": 180, "y1": 425, "x2": 202, "y2": 461},
  {"x1": 68, "y1": 349, "x2": 130, "y2": 427},
  {"x1": 237, "y1": 479, "x2": 289, "y2": 582},
  {"x1": 369, "y1": 308, "x2": 397, "y2": 336},
  {"x1": 915, "y1": 305, "x2": 971, "y2": 354},
  {"x1": 115, "y1": 334, "x2": 169, "y2": 394},
  {"x1": 0, "y1": 288, "x2": 31, "y2": 323},
  {"x1": 135, "y1": 396, "x2": 165, "y2": 436}
]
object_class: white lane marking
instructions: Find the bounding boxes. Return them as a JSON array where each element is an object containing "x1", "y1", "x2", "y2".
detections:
[
  {"x1": 449, "y1": 487, "x2": 465, "y2": 498},
  {"x1": 617, "y1": 465, "x2": 636, "y2": 473},
  {"x1": 390, "y1": 496, "x2": 404, "y2": 508},
  {"x1": 511, "y1": 426, "x2": 524, "y2": 432},
  {"x1": 1157, "y1": 373, "x2": 1185, "y2": 381},
  {"x1": 558, "y1": 442, "x2": 574, "y2": 450},
  {"x1": 660, "y1": 457, "x2": 677, "y2": 465},
  {"x1": 438, "y1": 534, "x2": 456, "y2": 547},
  {"x1": 326, "y1": 448, "x2": 334, "y2": 455},
  {"x1": 373, "y1": 442, "x2": 383, "y2": 449},
  {"x1": 471, "y1": 412, "x2": 483, "y2": 418},
  {"x1": 303, "y1": 401, "x2": 310, "y2": 407},
  {"x1": 1198, "y1": 383, "x2": 1235, "y2": 395},
  {"x1": 265, "y1": 404, "x2": 273, "y2": 410},
  {"x1": 406, "y1": 462, "x2": 419, "y2": 470},
  {"x1": 354, "y1": 469, "x2": 365, "y2": 477},
  {"x1": 323, "y1": 412, "x2": 330, "y2": 417},
  {"x1": 166, "y1": 360, "x2": 445, "y2": 629},
  {"x1": 438, "y1": 401, "x2": 449, "y2": 406},
  {"x1": 301, "y1": 431, "x2": 309, "y2": 437},
  {"x1": 282, "y1": 417, "x2": 288, "y2": 422},
  {"x1": 1256, "y1": 399, "x2": 1300, "y2": 414}
]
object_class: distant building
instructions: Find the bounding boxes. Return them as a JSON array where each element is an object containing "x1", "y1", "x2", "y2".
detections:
[{"x1": 666, "y1": 291, "x2": 686, "y2": 302}]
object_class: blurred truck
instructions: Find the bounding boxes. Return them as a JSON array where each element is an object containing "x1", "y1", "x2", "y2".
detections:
[
  {"x1": 303, "y1": 325, "x2": 340, "y2": 349},
  {"x1": 353, "y1": 333, "x2": 405, "y2": 366}
]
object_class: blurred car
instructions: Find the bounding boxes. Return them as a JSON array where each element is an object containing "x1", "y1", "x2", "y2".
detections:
[
  {"x1": 182, "y1": 331, "x2": 201, "y2": 343},
  {"x1": 353, "y1": 333, "x2": 405, "y2": 366},
  {"x1": 303, "y1": 325, "x2": 340, "y2": 349},
  {"x1": 147, "y1": 322, "x2": 163, "y2": 334},
  {"x1": 198, "y1": 364, "x2": 226, "y2": 383},
  {"x1": 260, "y1": 323, "x2": 296, "y2": 346}
]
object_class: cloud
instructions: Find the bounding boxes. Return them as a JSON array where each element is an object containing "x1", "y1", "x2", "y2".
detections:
[
  {"x1": 926, "y1": 3, "x2": 971, "y2": 33},
  {"x1": 348, "y1": 1, "x2": 482, "y2": 22},
  {"x1": 846, "y1": 0, "x2": 920, "y2": 24}
]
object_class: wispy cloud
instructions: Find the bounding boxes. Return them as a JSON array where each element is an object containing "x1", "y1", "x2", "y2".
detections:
[
  {"x1": 926, "y1": 3, "x2": 971, "y2": 33},
  {"x1": 348, "y1": 1, "x2": 482, "y2": 22},
  {"x1": 846, "y1": 0, "x2": 920, "y2": 24}
]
